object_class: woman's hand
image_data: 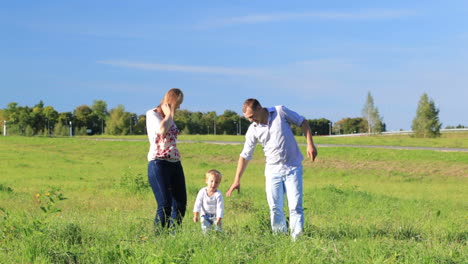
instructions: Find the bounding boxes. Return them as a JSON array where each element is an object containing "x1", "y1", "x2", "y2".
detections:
[{"x1": 161, "y1": 103, "x2": 172, "y2": 117}]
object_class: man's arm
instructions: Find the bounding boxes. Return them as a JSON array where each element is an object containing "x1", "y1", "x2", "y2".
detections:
[
  {"x1": 226, "y1": 156, "x2": 250, "y2": 196},
  {"x1": 301, "y1": 120, "x2": 317, "y2": 161}
]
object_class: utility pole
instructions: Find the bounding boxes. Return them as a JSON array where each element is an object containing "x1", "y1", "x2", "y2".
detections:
[
  {"x1": 3, "y1": 121, "x2": 6, "y2": 136},
  {"x1": 214, "y1": 119, "x2": 216, "y2": 135},
  {"x1": 69, "y1": 121, "x2": 73, "y2": 137},
  {"x1": 129, "y1": 116, "x2": 132, "y2": 135}
]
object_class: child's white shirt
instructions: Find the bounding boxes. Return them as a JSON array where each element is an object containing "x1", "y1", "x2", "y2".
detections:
[{"x1": 193, "y1": 187, "x2": 224, "y2": 218}]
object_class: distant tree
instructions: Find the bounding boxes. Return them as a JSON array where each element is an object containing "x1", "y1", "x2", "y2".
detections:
[
  {"x1": 74, "y1": 105, "x2": 93, "y2": 129},
  {"x1": 91, "y1": 100, "x2": 108, "y2": 118},
  {"x1": 54, "y1": 122, "x2": 70, "y2": 136},
  {"x1": 91, "y1": 100, "x2": 108, "y2": 134},
  {"x1": 4, "y1": 102, "x2": 19, "y2": 122},
  {"x1": 75, "y1": 105, "x2": 102, "y2": 134},
  {"x1": 31, "y1": 101, "x2": 45, "y2": 134},
  {"x1": 57, "y1": 112, "x2": 73, "y2": 126},
  {"x1": 362, "y1": 92, "x2": 384, "y2": 134},
  {"x1": 174, "y1": 109, "x2": 191, "y2": 133},
  {"x1": 445, "y1": 124, "x2": 465, "y2": 129},
  {"x1": 133, "y1": 114, "x2": 146, "y2": 135},
  {"x1": 201, "y1": 111, "x2": 218, "y2": 135},
  {"x1": 290, "y1": 118, "x2": 331, "y2": 136},
  {"x1": 412, "y1": 93, "x2": 442, "y2": 138},
  {"x1": 4, "y1": 102, "x2": 22, "y2": 135},
  {"x1": 334, "y1": 117, "x2": 366, "y2": 134},
  {"x1": 0, "y1": 109, "x2": 6, "y2": 135},
  {"x1": 188, "y1": 111, "x2": 204, "y2": 134},
  {"x1": 217, "y1": 110, "x2": 239, "y2": 135},
  {"x1": 43, "y1": 106, "x2": 58, "y2": 136},
  {"x1": 106, "y1": 105, "x2": 133, "y2": 135},
  {"x1": 309, "y1": 118, "x2": 332, "y2": 136}
]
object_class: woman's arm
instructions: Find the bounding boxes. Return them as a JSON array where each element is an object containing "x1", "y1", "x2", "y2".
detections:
[{"x1": 158, "y1": 103, "x2": 174, "y2": 135}]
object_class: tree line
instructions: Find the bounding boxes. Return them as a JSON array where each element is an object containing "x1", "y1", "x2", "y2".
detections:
[
  {"x1": 0, "y1": 92, "x2": 454, "y2": 138},
  {"x1": 0, "y1": 100, "x2": 335, "y2": 136}
]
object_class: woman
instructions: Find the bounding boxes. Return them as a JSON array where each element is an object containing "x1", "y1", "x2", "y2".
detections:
[{"x1": 146, "y1": 88, "x2": 186, "y2": 229}]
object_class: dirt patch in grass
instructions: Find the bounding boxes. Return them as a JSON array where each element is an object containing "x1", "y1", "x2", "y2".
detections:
[{"x1": 311, "y1": 159, "x2": 468, "y2": 178}]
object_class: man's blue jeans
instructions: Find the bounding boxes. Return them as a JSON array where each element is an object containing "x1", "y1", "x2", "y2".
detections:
[
  {"x1": 148, "y1": 159, "x2": 187, "y2": 228},
  {"x1": 265, "y1": 167, "x2": 304, "y2": 239}
]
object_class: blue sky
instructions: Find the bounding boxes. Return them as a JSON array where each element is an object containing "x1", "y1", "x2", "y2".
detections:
[{"x1": 1, "y1": 1, "x2": 467, "y2": 131}]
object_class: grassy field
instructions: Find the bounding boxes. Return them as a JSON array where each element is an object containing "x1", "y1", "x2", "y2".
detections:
[
  {"x1": 87, "y1": 131, "x2": 468, "y2": 149},
  {"x1": 0, "y1": 135, "x2": 467, "y2": 263}
]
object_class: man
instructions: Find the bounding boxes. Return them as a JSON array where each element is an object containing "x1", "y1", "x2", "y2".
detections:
[{"x1": 226, "y1": 98, "x2": 317, "y2": 240}]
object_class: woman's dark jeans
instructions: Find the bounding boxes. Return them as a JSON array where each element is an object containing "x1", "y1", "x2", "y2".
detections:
[{"x1": 148, "y1": 159, "x2": 187, "y2": 228}]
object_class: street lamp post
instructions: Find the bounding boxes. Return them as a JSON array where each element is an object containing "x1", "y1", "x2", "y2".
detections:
[
  {"x1": 213, "y1": 119, "x2": 216, "y2": 135},
  {"x1": 129, "y1": 116, "x2": 132, "y2": 135},
  {"x1": 69, "y1": 121, "x2": 73, "y2": 137}
]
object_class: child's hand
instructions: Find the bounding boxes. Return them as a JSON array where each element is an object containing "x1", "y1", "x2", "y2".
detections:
[
  {"x1": 215, "y1": 218, "x2": 222, "y2": 226},
  {"x1": 193, "y1": 215, "x2": 199, "y2": 223}
]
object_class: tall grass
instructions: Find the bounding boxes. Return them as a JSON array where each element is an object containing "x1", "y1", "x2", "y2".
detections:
[{"x1": 0, "y1": 136, "x2": 466, "y2": 263}]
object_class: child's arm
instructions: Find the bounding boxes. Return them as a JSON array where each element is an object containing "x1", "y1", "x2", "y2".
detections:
[
  {"x1": 215, "y1": 217, "x2": 222, "y2": 226},
  {"x1": 193, "y1": 189, "x2": 203, "y2": 223}
]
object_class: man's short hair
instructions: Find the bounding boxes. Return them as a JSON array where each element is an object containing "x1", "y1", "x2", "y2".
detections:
[{"x1": 243, "y1": 98, "x2": 262, "y2": 113}]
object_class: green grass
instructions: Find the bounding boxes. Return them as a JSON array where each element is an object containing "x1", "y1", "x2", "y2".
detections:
[
  {"x1": 83, "y1": 131, "x2": 468, "y2": 149},
  {"x1": 0, "y1": 136, "x2": 467, "y2": 263},
  {"x1": 303, "y1": 132, "x2": 468, "y2": 149}
]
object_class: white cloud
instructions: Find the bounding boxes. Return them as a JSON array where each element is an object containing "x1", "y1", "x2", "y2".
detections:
[
  {"x1": 196, "y1": 9, "x2": 417, "y2": 28},
  {"x1": 97, "y1": 60, "x2": 267, "y2": 76}
]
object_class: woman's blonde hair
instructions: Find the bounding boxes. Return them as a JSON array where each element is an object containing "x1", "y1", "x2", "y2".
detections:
[
  {"x1": 162, "y1": 88, "x2": 184, "y2": 107},
  {"x1": 156, "y1": 88, "x2": 184, "y2": 116}
]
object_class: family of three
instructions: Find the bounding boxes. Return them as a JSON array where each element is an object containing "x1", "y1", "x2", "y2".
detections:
[{"x1": 146, "y1": 88, "x2": 317, "y2": 240}]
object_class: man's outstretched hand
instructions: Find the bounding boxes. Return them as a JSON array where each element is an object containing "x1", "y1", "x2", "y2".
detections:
[
  {"x1": 226, "y1": 182, "x2": 240, "y2": 197},
  {"x1": 307, "y1": 144, "x2": 318, "y2": 162}
]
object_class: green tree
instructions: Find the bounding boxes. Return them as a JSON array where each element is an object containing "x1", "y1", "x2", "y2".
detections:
[
  {"x1": 362, "y1": 92, "x2": 384, "y2": 134},
  {"x1": 334, "y1": 117, "x2": 366, "y2": 134},
  {"x1": 133, "y1": 114, "x2": 146, "y2": 135},
  {"x1": 201, "y1": 111, "x2": 218, "y2": 135},
  {"x1": 12, "y1": 105, "x2": 34, "y2": 135},
  {"x1": 217, "y1": 110, "x2": 239, "y2": 135},
  {"x1": 0, "y1": 109, "x2": 6, "y2": 135},
  {"x1": 91, "y1": 100, "x2": 108, "y2": 134},
  {"x1": 308, "y1": 118, "x2": 332, "y2": 136},
  {"x1": 31, "y1": 101, "x2": 45, "y2": 134},
  {"x1": 174, "y1": 109, "x2": 190, "y2": 133},
  {"x1": 412, "y1": 93, "x2": 442, "y2": 138},
  {"x1": 57, "y1": 112, "x2": 73, "y2": 126},
  {"x1": 54, "y1": 122, "x2": 70, "y2": 136},
  {"x1": 43, "y1": 106, "x2": 58, "y2": 136},
  {"x1": 106, "y1": 105, "x2": 133, "y2": 135},
  {"x1": 74, "y1": 105, "x2": 93, "y2": 131}
]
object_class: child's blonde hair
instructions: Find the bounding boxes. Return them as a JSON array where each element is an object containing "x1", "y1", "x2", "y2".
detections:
[{"x1": 206, "y1": 169, "x2": 222, "y2": 181}]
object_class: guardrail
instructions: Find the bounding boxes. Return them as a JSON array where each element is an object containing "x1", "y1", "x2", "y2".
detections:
[{"x1": 328, "y1": 128, "x2": 468, "y2": 137}]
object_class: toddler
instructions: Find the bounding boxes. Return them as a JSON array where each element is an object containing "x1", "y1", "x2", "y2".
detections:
[{"x1": 193, "y1": 169, "x2": 224, "y2": 233}]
